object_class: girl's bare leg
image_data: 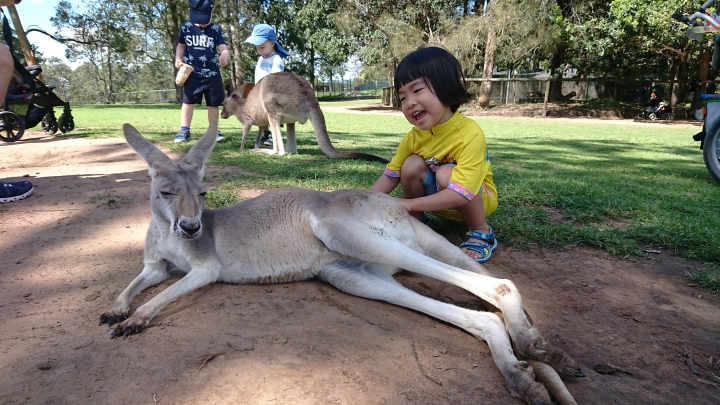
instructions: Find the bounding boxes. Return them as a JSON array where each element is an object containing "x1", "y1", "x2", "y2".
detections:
[
  {"x1": 435, "y1": 165, "x2": 491, "y2": 261},
  {"x1": 400, "y1": 154, "x2": 428, "y2": 221}
]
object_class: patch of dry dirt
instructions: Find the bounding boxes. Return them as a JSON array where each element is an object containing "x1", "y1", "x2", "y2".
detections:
[{"x1": 1, "y1": 129, "x2": 719, "y2": 405}]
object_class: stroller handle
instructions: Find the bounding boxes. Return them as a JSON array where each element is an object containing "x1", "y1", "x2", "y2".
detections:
[{"x1": 673, "y1": 11, "x2": 720, "y2": 27}]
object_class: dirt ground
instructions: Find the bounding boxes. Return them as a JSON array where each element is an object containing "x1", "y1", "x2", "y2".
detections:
[{"x1": 1, "y1": 110, "x2": 719, "y2": 405}]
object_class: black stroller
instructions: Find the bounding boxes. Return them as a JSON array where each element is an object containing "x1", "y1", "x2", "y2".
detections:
[
  {"x1": 1, "y1": 13, "x2": 74, "y2": 142},
  {"x1": 636, "y1": 84, "x2": 673, "y2": 121}
]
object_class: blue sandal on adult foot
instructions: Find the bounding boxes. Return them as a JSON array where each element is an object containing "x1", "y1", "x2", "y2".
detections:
[{"x1": 459, "y1": 227, "x2": 498, "y2": 263}]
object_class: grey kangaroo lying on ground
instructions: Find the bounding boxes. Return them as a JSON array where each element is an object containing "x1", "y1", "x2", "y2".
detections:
[
  {"x1": 220, "y1": 72, "x2": 387, "y2": 163},
  {"x1": 100, "y1": 123, "x2": 583, "y2": 405}
]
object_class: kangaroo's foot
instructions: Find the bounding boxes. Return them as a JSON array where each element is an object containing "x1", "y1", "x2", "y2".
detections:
[
  {"x1": 252, "y1": 148, "x2": 285, "y2": 156},
  {"x1": 503, "y1": 360, "x2": 553, "y2": 405},
  {"x1": 517, "y1": 331, "x2": 584, "y2": 378}
]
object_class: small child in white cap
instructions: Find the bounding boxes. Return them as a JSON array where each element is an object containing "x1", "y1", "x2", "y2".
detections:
[
  {"x1": 245, "y1": 23, "x2": 289, "y2": 84},
  {"x1": 244, "y1": 23, "x2": 289, "y2": 145}
]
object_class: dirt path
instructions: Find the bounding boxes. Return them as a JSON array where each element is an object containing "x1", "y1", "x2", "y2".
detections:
[{"x1": 1, "y1": 129, "x2": 718, "y2": 405}]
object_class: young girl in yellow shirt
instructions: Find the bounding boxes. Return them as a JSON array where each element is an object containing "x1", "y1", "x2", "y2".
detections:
[{"x1": 371, "y1": 47, "x2": 498, "y2": 263}]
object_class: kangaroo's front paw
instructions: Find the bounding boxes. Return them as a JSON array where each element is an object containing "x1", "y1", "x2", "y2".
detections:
[
  {"x1": 109, "y1": 314, "x2": 151, "y2": 339},
  {"x1": 99, "y1": 305, "x2": 130, "y2": 327}
]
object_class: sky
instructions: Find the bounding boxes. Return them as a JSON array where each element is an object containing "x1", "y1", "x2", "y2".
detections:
[{"x1": 8, "y1": 0, "x2": 83, "y2": 66}]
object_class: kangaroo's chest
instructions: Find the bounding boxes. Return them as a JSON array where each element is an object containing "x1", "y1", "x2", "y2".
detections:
[{"x1": 157, "y1": 238, "x2": 194, "y2": 272}]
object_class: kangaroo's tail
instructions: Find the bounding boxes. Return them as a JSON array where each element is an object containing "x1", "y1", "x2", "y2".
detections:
[{"x1": 307, "y1": 100, "x2": 388, "y2": 163}]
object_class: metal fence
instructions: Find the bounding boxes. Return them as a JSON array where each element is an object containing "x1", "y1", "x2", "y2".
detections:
[
  {"x1": 66, "y1": 89, "x2": 177, "y2": 106},
  {"x1": 463, "y1": 78, "x2": 692, "y2": 105},
  {"x1": 64, "y1": 77, "x2": 694, "y2": 107},
  {"x1": 313, "y1": 78, "x2": 389, "y2": 98},
  {"x1": 66, "y1": 78, "x2": 391, "y2": 105}
]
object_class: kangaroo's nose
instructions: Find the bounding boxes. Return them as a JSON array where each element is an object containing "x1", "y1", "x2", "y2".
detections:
[{"x1": 180, "y1": 220, "x2": 201, "y2": 236}]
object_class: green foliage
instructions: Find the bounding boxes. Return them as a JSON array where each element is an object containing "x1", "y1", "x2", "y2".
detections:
[{"x1": 567, "y1": 0, "x2": 702, "y2": 78}]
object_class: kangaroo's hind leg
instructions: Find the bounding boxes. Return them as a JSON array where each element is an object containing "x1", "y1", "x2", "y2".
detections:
[
  {"x1": 407, "y1": 220, "x2": 583, "y2": 378},
  {"x1": 316, "y1": 260, "x2": 553, "y2": 405},
  {"x1": 313, "y1": 215, "x2": 582, "y2": 379}
]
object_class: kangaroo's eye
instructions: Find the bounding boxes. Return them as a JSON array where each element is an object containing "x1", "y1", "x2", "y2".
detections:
[
  {"x1": 160, "y1": 191, "x2": 175, "y2": 196},
  {"x1": 199, "y1": 192, "x2": 207, "y2": 197}
]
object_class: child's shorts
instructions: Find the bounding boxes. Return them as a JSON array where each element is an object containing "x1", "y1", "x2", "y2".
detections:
[
  {"x1": 182, "y1": 74, "x2": 225, "y2": 106},
  {"x1": 422, "y1": 165, "x2": 497, "y2": 223}
]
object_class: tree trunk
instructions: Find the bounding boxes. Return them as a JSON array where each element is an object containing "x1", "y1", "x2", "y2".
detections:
[
  {"x1": 388, "y1": 57, "x2": 399, "y2": 108},
  {"x1": 168, "y1": 1, "x2": 183, "y2": 103},
  {"x1": 308, "y1": 45, "x2": 316, "y2": 86},
  {"x1": 670, "y1": 52, "x2": 689, "y2": 108},
  {"x1": 477, "y1": 28, "x2": 496, "y2": 108},
  {"x1": 106, "y1": 50, "x2": 115, "y2": 104},
  {"x1": 548, "y1": 44, "x2": 566, "y2": 101},
  {"x1": 692, "y1": 49, "x2": 711, "y2": 112},
  {"x1": 230, "y1": 0, "x2": 243, "y2": 85}
]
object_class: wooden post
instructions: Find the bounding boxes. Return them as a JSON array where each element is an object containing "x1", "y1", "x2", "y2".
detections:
[
  {"x1": 6, "y1": 4, "x2": 42, "y2": 81},
  {"x1": 542, "y1": 79, "x2": 551, "y2": 116}
]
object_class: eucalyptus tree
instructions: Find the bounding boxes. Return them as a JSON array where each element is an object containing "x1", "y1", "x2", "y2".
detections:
[
  {"x1": 292, "y1": 0, "x2": 358, "y2": 86},
  {"x1": 52, "y1": 0, "x2": 135, "y2": 103},
  {"x1": 338, "y1": 0, "x2": 466, "y2": 102}
]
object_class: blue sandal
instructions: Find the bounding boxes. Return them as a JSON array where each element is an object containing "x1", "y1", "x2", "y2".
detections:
[{"x1": 459, "y1": 227, "x2": 498, "y2": 263}]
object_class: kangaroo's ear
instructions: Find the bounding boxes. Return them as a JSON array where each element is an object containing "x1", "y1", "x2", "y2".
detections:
[
  {"x1": 123, "y1": 123, "x2": 173, "y2": 176},
  {"x1": 224, "y1": 80, "x2": 234, "y2": 95},
  {"x1": 242, "y1": 83, "x2": 255, "y2": 98},
  {"x1": 181, "y1": 121, "x2": 217, "y2": 178}
]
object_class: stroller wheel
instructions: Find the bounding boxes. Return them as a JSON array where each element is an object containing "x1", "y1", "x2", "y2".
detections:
[
  {"x1": 0, "y1": 111, "x2": 25, "y2": 142},
  {"x1": 58, "y1": 114, "x2": 74, "y2": 133},
  {"x1": 41, "y1": 113, "x2": 58, "y2": 135},
  {"x1": 662, "y1": 113, "x2": 674, "y2": 121},
  {"x1": 649, "y1": 113, "x2": 657, "y2": 120}
]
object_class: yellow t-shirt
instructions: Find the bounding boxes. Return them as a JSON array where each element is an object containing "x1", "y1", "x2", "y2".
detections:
[{"x1": 384, "y1": 111, "x2": 496, "y2": 201}]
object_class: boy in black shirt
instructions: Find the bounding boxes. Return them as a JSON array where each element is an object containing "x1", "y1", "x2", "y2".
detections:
[{"x1": 174, "y1": 0, "x2": 229, "y2": 143}]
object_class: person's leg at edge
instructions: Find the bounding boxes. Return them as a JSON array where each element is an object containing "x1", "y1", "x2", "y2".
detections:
[
  {"x1": 435, "y1": 165, "x2": 491, "y2": 261},
  {"x1": 0, "y1": 43, "x2": 12, "y2": 102},
  {"x1": 0, "y1": 42, "x2": 34, "y2": 203},
  {"x1": 400, "y1": 154, "x2": 428, "y2": 221}
]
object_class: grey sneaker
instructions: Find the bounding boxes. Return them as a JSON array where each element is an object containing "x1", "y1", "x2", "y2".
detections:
[
  {"x1": 174, "y1": 128, "x2": 191, "y2": 143},
  {"x1": 216, "y1": 131, "x2": 226, "y2": 143}
]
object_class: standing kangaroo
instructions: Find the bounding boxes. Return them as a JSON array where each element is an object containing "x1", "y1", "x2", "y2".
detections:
[
  {"x1": 220, "y1": 72, "x2": 387, "y2": 163},
  {"x1": 100, "y1": 123, "x2": 583, "y2": 405}
]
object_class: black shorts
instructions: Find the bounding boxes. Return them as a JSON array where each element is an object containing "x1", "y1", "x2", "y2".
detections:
[{"x1": 182, "y1": 74, "x2": 224, "y2": 106}]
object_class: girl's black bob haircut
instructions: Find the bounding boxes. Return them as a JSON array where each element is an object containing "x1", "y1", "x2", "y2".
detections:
[{"x1": 394, "y1": 47, "x2": 472, "y2": 113}]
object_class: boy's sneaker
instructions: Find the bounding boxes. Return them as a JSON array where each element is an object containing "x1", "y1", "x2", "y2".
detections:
[
  {"x1": 260, "y1": 130, "x2": 273, "y2": 146},
  {"x1": 174, "y1": 128, "x2": 191, "y2": 143},
  {"x1": 216, "y1": 131, "x2": 226, "y2": 143},
  {"x1": 0, "y1": 181, "x2": 34, "y2": 203}
]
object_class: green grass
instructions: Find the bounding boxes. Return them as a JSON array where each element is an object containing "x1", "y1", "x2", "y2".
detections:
[
  {"x1": 686, "y1": 268, "x2": 720, "y2": 294},
  {"x1": 59, "y1": 102, "x2": 720, "y2": 264}
]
